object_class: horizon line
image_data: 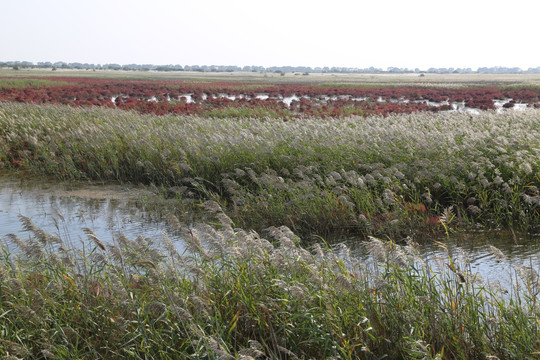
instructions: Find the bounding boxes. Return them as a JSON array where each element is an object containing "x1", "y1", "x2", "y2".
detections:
[{"x1": 2, "y1": 61, "x2": 540, "y2": 73}]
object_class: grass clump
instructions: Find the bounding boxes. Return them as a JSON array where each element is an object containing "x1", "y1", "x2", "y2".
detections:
[{"x1": 1, "y1": 206, "x2": 539, "y2": 359}]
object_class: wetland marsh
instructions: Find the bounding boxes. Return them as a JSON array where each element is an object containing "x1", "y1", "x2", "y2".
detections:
[{"x1": 1, "y1": 72, "x2": 539, "y2": 359}]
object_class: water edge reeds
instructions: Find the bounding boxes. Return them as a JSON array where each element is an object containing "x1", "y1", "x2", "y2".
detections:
[{"x1": 0, "y1": 204, "x2": 539, "y2": 359}]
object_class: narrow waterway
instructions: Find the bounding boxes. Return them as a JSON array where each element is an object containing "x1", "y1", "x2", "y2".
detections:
[{"x1": 1, "y1": 174, "x2": 539, "y2": 294}]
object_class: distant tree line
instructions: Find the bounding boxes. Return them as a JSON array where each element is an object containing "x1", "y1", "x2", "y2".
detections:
[{"x1": 1, "y1": 61, "x2": 540, "y2": 74}]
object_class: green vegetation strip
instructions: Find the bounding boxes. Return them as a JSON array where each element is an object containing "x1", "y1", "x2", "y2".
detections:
[
  {"x1": 0, "y1": 78, "x2": 70, "y2": 88},
  {"x1": 0, "y1": 205, "x2": 539, "y2": 359},
  {"x1": 1, "y1": 102, "x2": 540, "y2": 237}
]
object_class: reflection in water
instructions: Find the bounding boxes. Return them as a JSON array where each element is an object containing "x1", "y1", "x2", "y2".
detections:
[
  {"x1": 162, "y1": 91, "x2": 539, "y2": 113},
  {"x1": 342, "y1": 230, "x2": 540, "y2": 295},
  {"x1": 0, "y1": 174, "x2": 181, "y2": 252}
]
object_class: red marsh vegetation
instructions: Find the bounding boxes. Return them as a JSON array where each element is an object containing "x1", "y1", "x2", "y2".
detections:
[{"x1": 1, "y1": 76, "x2": 539, "y2": 117}]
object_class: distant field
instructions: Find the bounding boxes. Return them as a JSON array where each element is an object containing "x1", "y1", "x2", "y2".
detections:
[{"x1": 2, "y1": 67, "x2": 540, "y2": 86}]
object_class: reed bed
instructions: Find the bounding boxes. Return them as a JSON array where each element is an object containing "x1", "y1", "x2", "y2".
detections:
[
  {"x1": 0, "y1": 204, "x2": 539, "y2": 359},
  {"x1": 1, "y1": 102, "x2": 540, "y2": 237}
]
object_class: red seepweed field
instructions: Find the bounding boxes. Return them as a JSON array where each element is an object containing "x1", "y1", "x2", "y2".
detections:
[{"x1": 1, "y1": 76, "x2": 540, "y2": 117}]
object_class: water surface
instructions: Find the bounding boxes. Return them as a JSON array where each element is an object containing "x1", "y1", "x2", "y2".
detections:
[
  {"x1": 344, "y1": 229, "x2": 540, "y2": 295},
  {"x1": 0, "y1": 174, "x2": 175, "y2": 251}
]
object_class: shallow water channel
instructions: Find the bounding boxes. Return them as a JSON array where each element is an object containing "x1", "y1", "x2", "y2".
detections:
[
  {"x1": 1, "y1": 174, "x2": 539, "y2": 294},
  {"x1": 0, "y1": 174, "x2": 179, "y2": 252}
]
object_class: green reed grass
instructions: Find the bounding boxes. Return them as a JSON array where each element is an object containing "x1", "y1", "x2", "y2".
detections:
[
  {"x1": 1, "y1": 102, "x2": 539, "y2": 238},
  {"x1": 0, "y1": 206, "x2": 539, "y2": 359},
  {"x1": 0, "y1": 78, "x2": 70, "y2": 88}
]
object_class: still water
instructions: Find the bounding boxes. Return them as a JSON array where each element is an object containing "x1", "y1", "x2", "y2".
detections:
[
  {"x1": 0, "y1": 174, "x2": 176, "y2": 251},
  {"x1": 344, "y1": 229, "x2": 540, "y2": 294}
]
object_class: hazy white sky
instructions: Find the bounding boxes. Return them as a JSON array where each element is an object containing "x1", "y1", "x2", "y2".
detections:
[{"x1": 2, "y1": 0, "x2": 539, "y2": 70}]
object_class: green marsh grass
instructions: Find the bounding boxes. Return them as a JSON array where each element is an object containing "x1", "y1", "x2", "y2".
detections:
[
  {"x1": 1, "y1": 102, "x2": 540, "y2": 238},
  {"x1": 0, "y1": 78, "x2": 70, "y2": 88},
  {"x1": 0, "y1": 205, "x2": 539, "y2": 359}
]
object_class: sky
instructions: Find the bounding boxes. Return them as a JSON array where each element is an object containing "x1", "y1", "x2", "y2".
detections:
[{"x1": 2, "y1": 0, "x2": 539, "y2": 70}]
